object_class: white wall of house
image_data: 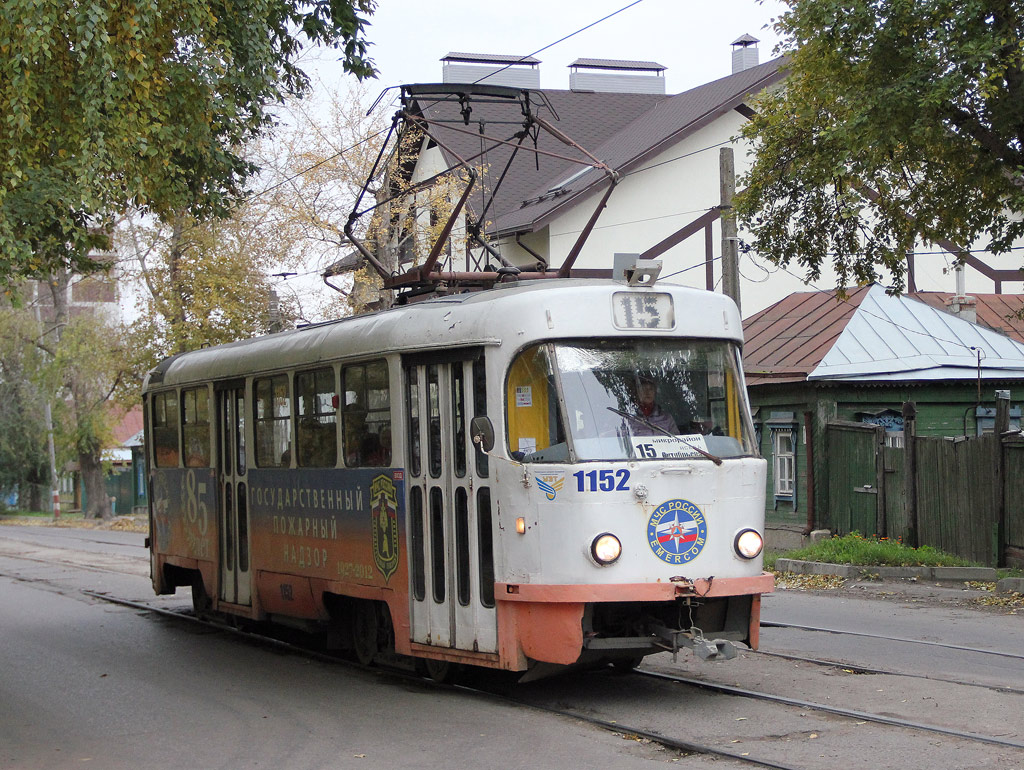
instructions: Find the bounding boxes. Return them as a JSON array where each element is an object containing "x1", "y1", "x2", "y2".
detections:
[{"x1": 406, "y1": 106, "x2": 1023, "y2": 316}]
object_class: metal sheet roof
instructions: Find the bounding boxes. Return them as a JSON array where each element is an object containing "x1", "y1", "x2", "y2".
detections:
[
  {"x1": 568, "y1": 58, "x2": 666, "y2": 71},
  {"x1": 809, "y1": 285, "x2": 1024, "y2": 381},
  {"x1": 742, "y1": 285, "x2": 1024, "y2": 385},
  {"x1": 442, "y1": 52, "x2": 541, "y2": 65}
]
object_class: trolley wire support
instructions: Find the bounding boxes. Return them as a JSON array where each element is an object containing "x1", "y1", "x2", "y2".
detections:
[{"x1": 338, "y1": 82, "x2": 622, "y2": 299}]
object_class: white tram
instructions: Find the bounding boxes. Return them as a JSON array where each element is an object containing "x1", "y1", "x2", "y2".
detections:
[{"x1": 144, "y1": 279, "x2": 772, "y2": 678}]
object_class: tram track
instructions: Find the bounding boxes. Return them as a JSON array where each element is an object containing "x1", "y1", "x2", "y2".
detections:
[
  {"x1": 85, "y1": 591, "x2": 1024, "y2": 769},
  {"x1": 752, "y1": 648, "x2": 1024, "y2": 696},
  {"x1": 762, "y1": 619, "x2": 1024, "y2": 662}
]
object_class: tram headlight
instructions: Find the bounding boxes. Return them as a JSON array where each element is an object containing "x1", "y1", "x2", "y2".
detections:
[
  {"x1": 734, "y1": 529, "x2": 764, "y2": 560},
  {"x1": 591, "y1": 533, "x2": 622, "y2": 565}
]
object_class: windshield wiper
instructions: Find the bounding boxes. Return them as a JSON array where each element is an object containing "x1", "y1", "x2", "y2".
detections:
[{"x1": 607, "y1": 407, "x2": 723, "y2": 465}]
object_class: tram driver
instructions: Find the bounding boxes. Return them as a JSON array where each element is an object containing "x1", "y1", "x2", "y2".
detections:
[{"x1": 627, "y1": 377, "x2": 679, "y2": 436}]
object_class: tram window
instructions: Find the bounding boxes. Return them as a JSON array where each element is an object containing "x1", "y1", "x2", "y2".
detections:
[
  {"x1": 427, "y1": 364, "x2": 441, "y2": 477},
  {"x1": 254, "y1": 375, "x2": 292, "y2": 467},
  {"x1": 342, "y1": 360, "x2": 391, "y2": 467},
  {"x1": 506, "y1": 344, "x2": 565, "y2": 461},
  {"x1": 452, "y1": 363, "x2": 467, "y2": 478},
  {"x1": 152, "y1": 391, "x2": 180, "y2": 468},
  {"x1": 410, "y1": 486, "x2": 425, "y2": 601},
  {"x1": 406, "y1": 370, "x2": 421, "y2": 477},
  {"x1": 477, "y1": 487, "x2": 494, "y2": 608},
  {"x1": 296, "y1": 368, "x2": 338, "y2": 468},
  {"x1": 235, "y1": 390, "x2": 246, "y2": 474},
  {"x1": 429, "y1": 487, "x2": 445, "y2": 603},
  {"x1": 473, "y1": 358, "x2": 488, "y2": 478},
  {"x1": 455, "y1": 487, "x2": 470, "y2": 606},
  {"x1": 182, "y1": 387, "x2": 211, "y2": 467}
]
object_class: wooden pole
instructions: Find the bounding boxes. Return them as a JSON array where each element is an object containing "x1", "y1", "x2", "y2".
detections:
[
  {"x1": 902, "y1": 401, "x2": 917, "y2": 547},
  {"x1": 720, "y1": 148, "x2": 741, "y2": 314}
]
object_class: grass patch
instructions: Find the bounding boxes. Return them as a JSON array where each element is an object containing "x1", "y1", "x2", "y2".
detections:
[{"x1": 778, "y1": 533, "x2": 975, "y2": 568}]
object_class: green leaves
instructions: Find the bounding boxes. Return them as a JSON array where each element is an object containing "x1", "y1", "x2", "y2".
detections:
[
  {"x1": 737, "y1": 0, "x2": 1024, "y2": 289},
  {"x1": 0, "y1": 0, "x2": 378, "y2": 285}
]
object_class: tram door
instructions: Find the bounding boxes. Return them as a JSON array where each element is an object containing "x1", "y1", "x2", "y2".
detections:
[
  {"x1": 405, "y1": 355, "x2": 497, "y2": 654},
  {"x1": 216, "y1": 386, "x2": 251, "y2": 606}
]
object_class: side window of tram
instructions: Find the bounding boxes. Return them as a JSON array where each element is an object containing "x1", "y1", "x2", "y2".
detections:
[
  {"x1": 152, "y1": 391, "x2": 180, "y2": 468},
  {"x1": 255, "y1": 375, "x2": 292, "y2": 467},
  {"x1": 295, "y1": 368, "x2": 338, "y2": 468},
  {"x1": 342, "y1": 360, "x2": 391, "y2": 467},
  {"x1": 182, "y1": 387, "x2": 211, "y2": 467},
  {"x1": 506, "y1": 344, "x2": 564, "y2": 459}
]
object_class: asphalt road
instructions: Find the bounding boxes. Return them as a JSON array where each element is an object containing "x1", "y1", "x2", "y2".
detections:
[{"x1": 1, "y1": 525, "x2": 1021, "y2": 770}]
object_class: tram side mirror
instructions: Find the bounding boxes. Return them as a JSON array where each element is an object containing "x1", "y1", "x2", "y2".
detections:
[{"x1": 470, "y1": 416, "x2": 495, "y2": 453}]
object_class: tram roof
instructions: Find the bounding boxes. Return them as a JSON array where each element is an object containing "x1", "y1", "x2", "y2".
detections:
[{"x1": 144, "y1": 280, "x2": 744, "y2": 389}]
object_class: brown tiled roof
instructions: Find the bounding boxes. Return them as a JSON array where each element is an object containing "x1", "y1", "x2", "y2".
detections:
[
  {"x1": 909, "y1": 292, "x2": 1024, "y2": 344},
  {"x1": 742, "y1": 287, "x2": 870, "y2": 385},
  {"x1": 416, "y1": 89, "x2": 668, "y2": 234},
  {"x1": 741, "y1": 289, "x2": 1024, "y2": 386},
  {"x1": 110, "y1": 406, "x2": 144, "y2": 445}
]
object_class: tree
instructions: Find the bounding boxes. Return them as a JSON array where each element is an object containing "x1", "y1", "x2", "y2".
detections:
[
  {"x1": 118, "y1": 204, "x2": 302, "y2": 386},
  {"x1": 0, "y1": 275, "x2": 125, "y2": 518},
  {"x1": 736, "y1": 0, "x2": 1024, "y2": 292},
  {"x1": 0, "y1": 0, "x2": 377, "y2": 284},
  {"x1": 0, "y1": 291, "x2": 49, "y2": 511}
]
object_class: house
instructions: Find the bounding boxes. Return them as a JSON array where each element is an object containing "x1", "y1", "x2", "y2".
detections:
[
  {"x1": 742, "y1": 284, "x2": 1024, "y2": 548},
  {"x1": 365, "y1": 43, "x2": 1024, "y2": 314}
]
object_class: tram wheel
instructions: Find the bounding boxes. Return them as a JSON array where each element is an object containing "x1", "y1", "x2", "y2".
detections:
[
  {"x1": 352, "y1": 601, "x2": 378, "y2": 666},
  {"x1": 191, "y1": 575, "x2": 212, "y2": 619},
  {"x1": 417, "y1": 657, "x2": 454, "y2": 684}
]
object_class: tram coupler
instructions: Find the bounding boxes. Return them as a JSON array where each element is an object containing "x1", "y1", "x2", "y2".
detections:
[{"x1": 652, "y1": 625, "x2": 739, "y2": 662}]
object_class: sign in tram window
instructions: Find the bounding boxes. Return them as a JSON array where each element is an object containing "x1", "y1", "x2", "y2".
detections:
[
  {"x1": 611, "y1": 292, "x2": 674, "y2": 330},
  {"x1": 255, "y1": 375, "x2": 292, "y2": 467},
  {"x1": 295, "y1": 368, "x2": 338, "y2": 467},
  {"x1": 152, "y1": 391, "x2": 180, "y2": 468},
  {"x1": 182, "y1": 387, "x2": 211, "y2": 467},
  {"x1": 506, "y1": 344, "x2": 565, "y2": 460},
  {"x1": 342, "y1": 360, "x2": 391, "y2": 467}
]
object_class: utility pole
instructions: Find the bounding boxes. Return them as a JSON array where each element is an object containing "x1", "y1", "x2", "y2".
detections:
[
  {"x1": 33, "y1": 289, "x2": 61, "y2": 520},
  {"x1": 720, "y1": 147, "x2": 741, "y2": 315}
]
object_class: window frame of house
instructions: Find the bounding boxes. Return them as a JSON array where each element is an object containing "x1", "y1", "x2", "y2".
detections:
[{"x1": 767, "y1": 411, "x2": 798, "y2": 505}]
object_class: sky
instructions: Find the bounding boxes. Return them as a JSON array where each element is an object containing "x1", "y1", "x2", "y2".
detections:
[{"x1": 305, "y1": 0, "x2": 790, "y2": 100}]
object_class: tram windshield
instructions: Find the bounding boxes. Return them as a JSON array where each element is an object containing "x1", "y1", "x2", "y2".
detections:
[{"x1": 506, "y1": 339, "x2": 757, "y2": 462}]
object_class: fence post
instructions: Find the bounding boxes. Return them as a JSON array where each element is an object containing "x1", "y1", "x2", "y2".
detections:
[
  {"x1": 902, "y1": 401, "x2": 918, "y2": 547},
  {"x1": 995, "y1": 390, "x2": 1010, "y2": 566}
]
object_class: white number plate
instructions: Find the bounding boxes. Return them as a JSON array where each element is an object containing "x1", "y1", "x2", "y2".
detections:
[
  {"x1": 631, "y1": 434, "x2": 709, "y2": 459},
  {"x1": 612, "y1": 292, "x2": 674, "y2": 330}
]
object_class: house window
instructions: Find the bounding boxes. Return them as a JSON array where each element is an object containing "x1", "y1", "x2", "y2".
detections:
[
  {"x1": 772, "y1": 429, "x2": 795, "y2": 498},
  {"x1": 975, "y1": 405, "x2": 1021, "y2": 436}
]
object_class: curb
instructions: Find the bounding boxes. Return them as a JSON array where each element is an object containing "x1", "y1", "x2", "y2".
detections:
[
  {"x1": 775, "y1": 559, "x2": 998, "y2": 582},
  {"x1": 996, "y1": 577, "x2": 1024, "y2": 595}
]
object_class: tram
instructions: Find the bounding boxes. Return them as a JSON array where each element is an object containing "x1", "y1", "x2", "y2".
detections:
[{"x1": 143, "y1": 277, "x2": 772, "y2": 679}]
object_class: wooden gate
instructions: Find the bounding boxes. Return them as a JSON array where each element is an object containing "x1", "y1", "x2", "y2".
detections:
[
  {"x1": 825, "y1": 422, "x2": 885, "y2": 536},
  {"x1": 915, "y1": 434, "x2": 1000, "y2": 565},
  {"x1": 1004, "y1": 437, "x2": 1024, "y2": 566}
]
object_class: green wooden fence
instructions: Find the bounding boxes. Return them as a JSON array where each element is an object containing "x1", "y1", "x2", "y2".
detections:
[{"x1": 825, "y1": 421, "x2": 1019, "y2": 566}]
